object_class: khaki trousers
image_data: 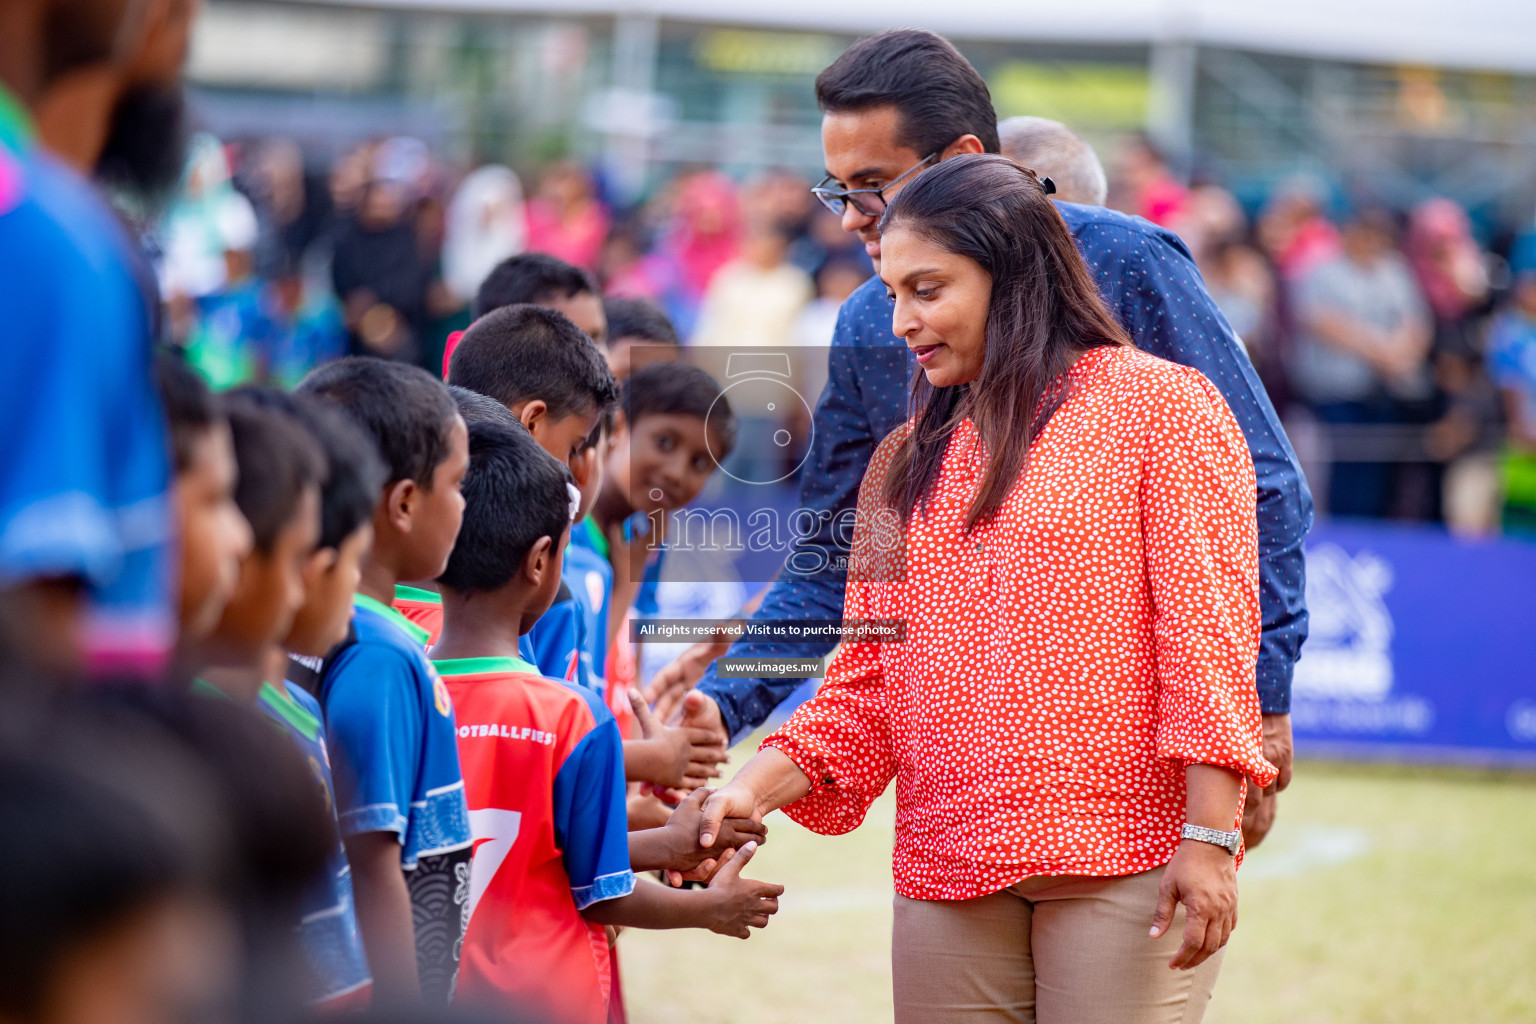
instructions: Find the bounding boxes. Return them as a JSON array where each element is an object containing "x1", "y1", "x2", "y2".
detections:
[{"x1": 892, "y1": 868, "x2": 1223, "y2": 1024}]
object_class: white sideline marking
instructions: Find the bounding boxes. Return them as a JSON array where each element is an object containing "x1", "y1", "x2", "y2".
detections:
[{"x1": 1241, "y1": 824, "x2": 1371, "y2": 881}]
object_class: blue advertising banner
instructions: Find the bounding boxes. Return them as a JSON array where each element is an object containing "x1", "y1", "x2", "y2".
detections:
[{"x1": 1294, "y1": 522, "x2": 1536, "y2": 765}]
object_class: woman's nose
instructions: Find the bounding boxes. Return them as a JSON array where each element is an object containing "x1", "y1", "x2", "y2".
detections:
[{"x1": 891, "y1": 297, "x2": 920, "y2": 339}]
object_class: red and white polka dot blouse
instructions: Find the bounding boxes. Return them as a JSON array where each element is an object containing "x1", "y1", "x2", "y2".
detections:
[{"x1": 763, "y1": 345, "x2": 1278, "y2": 901}]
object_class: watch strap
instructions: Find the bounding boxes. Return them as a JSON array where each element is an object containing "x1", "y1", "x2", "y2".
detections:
[{"x1": 1181, "y1": 823, "x2": 1241, "y2": 855}]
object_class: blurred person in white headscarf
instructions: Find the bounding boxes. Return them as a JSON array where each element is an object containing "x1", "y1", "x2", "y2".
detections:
[
  {"x1": 158, "y1": 133, "x2": 259, "y2": 304},
  {"x1": 443, "y1": 165, "x2": 526, "y2": 307}
]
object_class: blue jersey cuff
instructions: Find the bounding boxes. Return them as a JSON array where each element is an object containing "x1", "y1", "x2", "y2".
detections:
[
  {"x1": 572, "y1": 869, "x2": 636, "y2": 911},
  {"x1": 338, "y1": 804, "x2": 408, "y2": 841}
]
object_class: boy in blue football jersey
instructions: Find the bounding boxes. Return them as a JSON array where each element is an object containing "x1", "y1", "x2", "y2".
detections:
[
  {"x1": 297, "y1": 357, "x2": 472, "y2": 1007},
  {"x1": 232, "y1": 388, "x2": 390, "y2": 1009}
]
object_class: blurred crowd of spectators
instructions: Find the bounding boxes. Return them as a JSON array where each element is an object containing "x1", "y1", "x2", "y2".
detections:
[
  {"x1": 154, "y1": 130, "x2": 1536, "y2": 538},
  {"x1": 1113, "y1": 138, "x2": 1536, "y2": 537}
]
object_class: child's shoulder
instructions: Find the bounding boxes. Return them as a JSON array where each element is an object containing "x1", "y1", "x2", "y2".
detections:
[
  {"x1": 324, "y1": 605, "x2": 439, "y2": 704},
  {"x1": 438, "y1": 661, "x2": 616, "y2": 737},
  {"x1": 350, "y1": 602, "x2": 433, "y2": 659}
]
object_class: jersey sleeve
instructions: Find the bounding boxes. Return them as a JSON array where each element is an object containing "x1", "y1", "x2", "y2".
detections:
[
  {"x1": 550, "y1": 700, "x2": 635, "y2": 910},
  {"x1": 322, "y1": 645, "x2": 426, "y2": 840}
]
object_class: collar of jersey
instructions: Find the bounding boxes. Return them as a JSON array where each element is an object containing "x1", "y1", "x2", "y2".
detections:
[
  {"x1": 432, "y1": 655, "x2": 539, "y2": 677},
  {"x1": 354, "y1": 592, "x2": 432, "y2": 646},
  {"x1": 394, "y1": 583, "x2": 442, "y2": 605},
  {"x1": 580, "y1": 516, "x2": 609, "y2": 559},
  {"x1": 257, "y1": 680, "x2": 322, "y2": 742},
  {"x1": 0, "y1": 85, "x2": 32, "y2": 155}
]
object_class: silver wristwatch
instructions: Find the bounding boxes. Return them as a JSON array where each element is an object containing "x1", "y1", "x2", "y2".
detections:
[{"x1": 1181, "y1": 823, "x2": 1241, "y2": 856}]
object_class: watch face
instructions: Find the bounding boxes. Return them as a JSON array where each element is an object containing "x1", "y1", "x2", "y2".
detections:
[{"x1": 707, "y1": 373, "x2": 815, "y2": 485}]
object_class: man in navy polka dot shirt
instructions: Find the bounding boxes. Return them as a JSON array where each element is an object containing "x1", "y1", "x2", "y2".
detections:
[{"x1": 683, "y1": 29, "x2": 1313, "y2": 844}]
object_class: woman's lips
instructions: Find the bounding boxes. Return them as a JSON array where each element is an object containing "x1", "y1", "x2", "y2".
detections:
[{"x1": 913, "y1": 344, "x2": 942, "y2": 364}]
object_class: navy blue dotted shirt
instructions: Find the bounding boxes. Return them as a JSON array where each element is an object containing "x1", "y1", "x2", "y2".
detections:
[{"x1": 699, "y1": 201, "x2": 1313, "y2": 739}]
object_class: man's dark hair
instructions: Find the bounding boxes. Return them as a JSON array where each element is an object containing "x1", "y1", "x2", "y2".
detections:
[
  {"x1": 603, "y1": 297, "x2": 679, "y2": 347},
  {"x1": 153, "y1": 351, "x2": 223, "y2": 472},
  {"x1": 815, "y1": 30, "x2": 1000, "y2": 157},
  {"x1": 622, "y1": 363, "x2": 737, "y2": 457},
  {"x1": 474, "y1": 252, "x2": 597, "y2": 319},
  {"x1": 223, "y1": 393, "x2": 326, "y2": 553},
  {"x1": 437, "y1": 421, "x2": 573, "y2": 595},
  {"x1": 447, "y1": 305, "x2": 618, "y2": 420},
  {"x1": 447, "y1": 385, "x2": 520, "y2": 429},
  {"x1": 298, "y1": 357, "x2": 460, "y2": 488},
  {"x1": 95, "y1": 85, "x2": 190, "y2": 212},
  {"x1": 229, "y1": 388, "x2": 386, "y2": 551}
]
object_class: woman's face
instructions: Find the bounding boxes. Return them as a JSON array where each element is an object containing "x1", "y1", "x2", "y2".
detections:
[{"x1": 880, "y1": 226, "x2": 993, "y2": 388}]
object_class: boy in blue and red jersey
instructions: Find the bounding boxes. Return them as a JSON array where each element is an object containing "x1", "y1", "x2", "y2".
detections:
[{"x1": 430, "y1": 417, "x2": 779, "y2": 1024}]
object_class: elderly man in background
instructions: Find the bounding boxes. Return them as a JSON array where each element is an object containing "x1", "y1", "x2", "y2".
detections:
[{"x1": 998, "y1": 115, "x2": 1109, "y2": 207}]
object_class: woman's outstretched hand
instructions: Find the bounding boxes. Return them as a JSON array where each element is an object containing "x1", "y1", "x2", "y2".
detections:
[
  {"x1": 1150, "y1": 840, "x2": 1238, "y2": 970},
  {"x1": 697, "y1": 747, "x2": 815, "y2": 849},
  {"x1": 698, "y1": 782, "x2": 761, "y2": 849}
]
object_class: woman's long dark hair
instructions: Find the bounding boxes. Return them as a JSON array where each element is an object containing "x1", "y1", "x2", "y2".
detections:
[{"x1": 879, "y1": 154, "x2": 1130, "y2": 531}]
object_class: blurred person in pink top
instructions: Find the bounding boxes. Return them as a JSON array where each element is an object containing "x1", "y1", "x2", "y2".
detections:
[
  {"x1": 525, "y1": 160, "x2": 609, "y2": 272},
  {"x1": 1115, "y1": 135, "x2": 1190, "y2": 232},
  {"x1": 641, "y1": 170, "x2": 743, "y2": 336}
]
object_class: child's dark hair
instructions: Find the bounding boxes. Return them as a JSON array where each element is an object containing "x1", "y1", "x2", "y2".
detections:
[
  {"x1": 622, "y1": 363, "x2": 737, "y2": 457},
  {"x1": 153, "y1": 351, "x2": 223, "y2": 472},
  {"x1": 229, "y1": 388, "x2": 386, "y2": 551},
  {"x1": 603, "y1": 297, "x2": 679, "y2": 347},
  {"x1": 474, "y1": 252, "x2": 597, "y2": 319},
  {"x1": 223, "y1": 392, "x2": 326, "y2": 553},
  {"x1": 447, "y1": 305, "x2": 618, "y2": 420},
  {"x1": 437, "y1": 420, "x2": 573, "y2": 595},
  {"x1": 0, "y1": 751, "x2": 190, "y2": 1020},
  {"x1": 297, "y1": 356, "x2": 460, "y2": 488},
  {"x1": 447, "y1": 384, "x2": 520, "y2": 429}
]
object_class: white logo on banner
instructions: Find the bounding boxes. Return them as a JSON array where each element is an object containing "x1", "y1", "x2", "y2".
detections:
[
  {"x1": 1507, "y1": 700, "x2": 1536, "y2": 742},
  {"x1": 1292, "y1": 543, "x2": 1434, "y2": 736},
  {"x1": 1294, "y1": 544, "x2": 1394, "y2": 701}
]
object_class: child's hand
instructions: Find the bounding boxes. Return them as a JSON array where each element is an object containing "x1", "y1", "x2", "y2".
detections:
[
  {"x1": 653, "y1": 789, "x2": 766, "y2": 881},
  {"x1": 628, "y1": 688, "x2": 727, "y2": 790},
  {"x1": 701, "y1": 841, "x2": 782, "y2": 939},
  {"x1": 627, "y1": 791, "x2": 674, "y2": 832},
  {"x1": 644, "y1": 627, "x2": 735, "y2": 724}
]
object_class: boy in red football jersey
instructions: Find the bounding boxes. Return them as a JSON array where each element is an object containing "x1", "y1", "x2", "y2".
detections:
[{"x1": 429, "y1": 417, "x2": 779, "y2": 1024}]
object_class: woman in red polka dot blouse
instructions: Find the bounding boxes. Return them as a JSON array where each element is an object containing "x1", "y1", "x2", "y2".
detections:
[{"x1": 699, "y1": 155, "x2": 1278, "y2": 1024}]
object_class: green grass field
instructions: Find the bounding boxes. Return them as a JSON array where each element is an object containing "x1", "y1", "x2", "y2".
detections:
[{"x1": 621, "y1": 748, "x2": 1536, "y2": 1024}]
